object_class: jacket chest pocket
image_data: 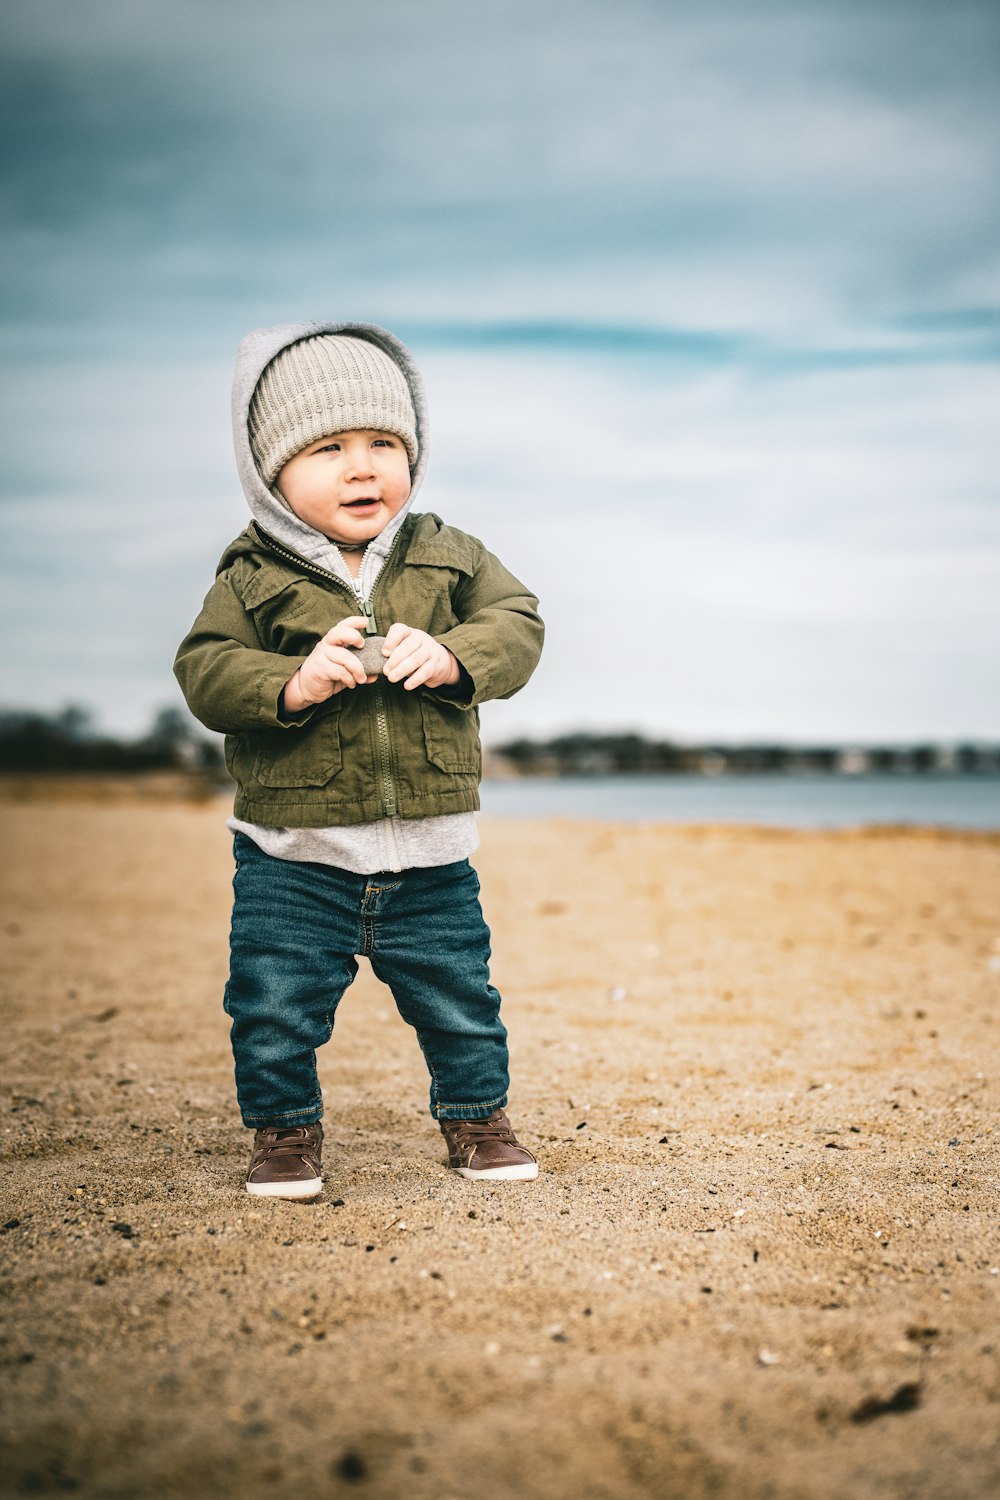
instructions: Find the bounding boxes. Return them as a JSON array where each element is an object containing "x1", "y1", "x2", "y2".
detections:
[
  {"x1": 250, "y1": 710, "x2": 343, "y2": 788},
  {"x1": 244, "y1": 572, "x2": 347, "y2": 655},
  {"x1": 419, "y1": 698, "x2": 481, "y2": 775}
]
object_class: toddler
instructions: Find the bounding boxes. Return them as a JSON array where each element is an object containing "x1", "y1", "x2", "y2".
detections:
[{"x1": 175, "y1": 321, "x2": 544, "y2": 1199}]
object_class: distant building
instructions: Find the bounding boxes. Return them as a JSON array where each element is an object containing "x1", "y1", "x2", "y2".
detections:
[{"x1": 837, "y1": 747, "x2": 871, "y2": 775}]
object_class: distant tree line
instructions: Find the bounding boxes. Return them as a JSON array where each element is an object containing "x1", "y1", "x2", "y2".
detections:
[
  {"x1": 0, "y1": 706, "x2": 224, "y2": 775},
  {"x1": 3, "y1": 713, "x2": 998, "y2": 780},
  {"x1": 492, "y1": 732, "x2": 1000, "y2": 777}
]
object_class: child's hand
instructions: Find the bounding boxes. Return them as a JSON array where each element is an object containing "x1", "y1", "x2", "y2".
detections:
[
  {"x1": 283, "y1": 616, "x2": 377, "y2": 711},
  {"x1": 381, "y1": 623, "x2": 461, "y2": 691}
]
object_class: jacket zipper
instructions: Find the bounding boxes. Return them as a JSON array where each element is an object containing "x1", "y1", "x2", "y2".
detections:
[
  {"x1": 255, "y1": 528, "x2": 402, "y2": 818},
  {"x1": 365, "y1": 601, "x2": 398, "y2": 818}
]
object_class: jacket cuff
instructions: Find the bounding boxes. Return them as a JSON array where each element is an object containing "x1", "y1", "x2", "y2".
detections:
[
  {"x1": 256, "y1": 657, "x2": 322, "y2": 727},
  {"x1": 422, "y1": 661, "x2": 475, "y2": 709},
  {"x1": 427, "y1": 635, "x2": 488, "y2": 709}
]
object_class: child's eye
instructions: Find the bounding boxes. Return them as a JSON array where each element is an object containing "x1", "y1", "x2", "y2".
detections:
[
  {"x1": 372, "y1": 438, "x2": 392, "y2": 447},
  {"x1": 317, "y1": 441, "x2": 341, "y2": 453}
]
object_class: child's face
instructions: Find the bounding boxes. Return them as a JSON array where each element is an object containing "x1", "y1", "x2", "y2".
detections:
[{"x1": 275, "y1": 429, "x2": 412, "y2": 546}]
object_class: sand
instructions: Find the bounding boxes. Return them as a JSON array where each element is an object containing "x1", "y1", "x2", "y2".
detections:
[{"x1": 1, "y1": 788, "x2": 998, "y2": 1499}]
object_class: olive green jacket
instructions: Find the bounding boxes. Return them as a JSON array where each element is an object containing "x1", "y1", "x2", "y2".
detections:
[{"x1": 174, "y1": 513, "x2": 544, "y2": 827}]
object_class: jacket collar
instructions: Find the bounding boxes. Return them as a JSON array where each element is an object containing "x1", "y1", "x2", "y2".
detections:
[{"x1": 244, "y1": 513, "x2": 476, "y2": 583}]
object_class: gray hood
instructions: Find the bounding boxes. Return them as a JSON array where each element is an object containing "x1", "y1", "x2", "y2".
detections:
[{"x1": 232, "y1": 320, "x2": 429, "y2": 594}]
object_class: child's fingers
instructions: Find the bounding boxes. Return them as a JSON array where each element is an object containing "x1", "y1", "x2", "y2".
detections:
[
  {"x1": 324, "y1": 617, "x2": 367, "y2": 648},
  {"x1": 321, "y1": 645, "x2": 368, "y2": 684},
  {"x1": 384, "y1": 644, "x2": 428, "y2": 682},
  {"x1": 402, "y1": 659, "x2": 437, "y2": 691},
  {"x1": 382, "y1": 622, "x2": 412, "y2": 652}
]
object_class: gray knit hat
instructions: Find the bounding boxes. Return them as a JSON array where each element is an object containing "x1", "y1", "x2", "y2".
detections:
[{"x1": 249, "y1": 334, "x2": 419, "y2": 484}]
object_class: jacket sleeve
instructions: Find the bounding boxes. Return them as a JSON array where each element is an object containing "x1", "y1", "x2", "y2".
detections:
[
  {"x1": 173, "y1": 569, "x2": 317, "y2": 734},
  {"x1": 430, "y1": 544, "x2": 544, "y2": 709}
]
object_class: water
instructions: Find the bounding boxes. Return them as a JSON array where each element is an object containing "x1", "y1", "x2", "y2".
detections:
[{"x1": 478, "y1": 773, "x2": 1000, "y2": 829}]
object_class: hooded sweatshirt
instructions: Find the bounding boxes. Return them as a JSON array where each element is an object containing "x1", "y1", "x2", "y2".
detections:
[{"x1": 227, "y1": 320, "x2": 478, "y2": 875}]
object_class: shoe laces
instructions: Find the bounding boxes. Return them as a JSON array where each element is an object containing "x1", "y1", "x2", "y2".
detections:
[
  {"x1": 446, "y1": 1114, "x2": 515, "y2": 1148},
  {"x1": 255, "y1": 1126, "x2": 319, "y2": 1160}
]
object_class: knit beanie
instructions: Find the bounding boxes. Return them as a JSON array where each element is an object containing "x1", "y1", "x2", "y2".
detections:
[{"x1": 249, "y1": 334, "x2": 419, "y2": 485}]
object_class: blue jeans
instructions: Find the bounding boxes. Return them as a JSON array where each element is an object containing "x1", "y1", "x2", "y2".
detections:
[{"x1": 224, "y1": 835, "x2": 510, "y2": 1128}]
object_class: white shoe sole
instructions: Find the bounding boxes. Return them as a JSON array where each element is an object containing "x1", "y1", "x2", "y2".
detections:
[
  {"x1": 246, "y1": 1177, "x2": 322, "y2": 1200},
  {"x1": 453, "y1": 1162, "x2": 539, "y2": 1181}
]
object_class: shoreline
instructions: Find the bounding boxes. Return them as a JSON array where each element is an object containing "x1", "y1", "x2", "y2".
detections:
[{"x1": 1, "y1": 771, "x2": 999, "y2": 839}]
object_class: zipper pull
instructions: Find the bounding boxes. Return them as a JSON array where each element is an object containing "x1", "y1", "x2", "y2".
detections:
[{"x1": 362, "y1": 599, "x2": 377, "y2": 635}]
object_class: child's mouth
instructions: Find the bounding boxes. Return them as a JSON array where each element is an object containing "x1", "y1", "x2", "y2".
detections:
[{"x1": 344, "y1": 498, "x2": 379, "y2": 511}]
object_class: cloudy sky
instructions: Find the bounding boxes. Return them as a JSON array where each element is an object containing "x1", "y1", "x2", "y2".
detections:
[{"x1": 3, "y1": 0, "x2": 998, "y2": 744}]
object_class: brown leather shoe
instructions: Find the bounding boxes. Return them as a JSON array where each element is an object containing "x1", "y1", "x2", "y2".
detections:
[
  {"x1": 245, "y1": 1123, "x2": 323, "y2": 1200},
  {"x1": 440, "y1": 1108, "x2": 538, "y2": 1180}
]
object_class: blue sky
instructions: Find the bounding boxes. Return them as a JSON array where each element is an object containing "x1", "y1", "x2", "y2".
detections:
[{"x1": 2, "y1": 0, "x2": 998, "y2": 742}]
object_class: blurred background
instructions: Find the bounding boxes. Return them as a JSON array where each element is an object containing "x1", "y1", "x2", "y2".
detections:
[{"x1": 2, "y1": 0, "x2": 998, "y2": 761}]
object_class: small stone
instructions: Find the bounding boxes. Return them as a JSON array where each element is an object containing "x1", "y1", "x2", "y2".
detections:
[
  {"x1": 757, "y1": 1349, "x2": 780, "y2": 1366},
  {"x1": 334, "y1": 1450, "x2": 367, "y2": 1482},
  {"x1": 850, "y1": 1382, "x2": 921, "y2": 1423}
]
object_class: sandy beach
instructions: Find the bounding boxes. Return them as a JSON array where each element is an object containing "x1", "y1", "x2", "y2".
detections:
[{"x1": 1, "y1": 786, "x2": 998, "y2": 1500}]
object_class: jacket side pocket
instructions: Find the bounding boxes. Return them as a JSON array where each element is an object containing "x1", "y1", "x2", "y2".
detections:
[
  {"x1": 419, "y1": 697, "x2": 481, "y2": 775},
  {"x1": 249, "y1": 706, "x2": 343, "y2": 788}
]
